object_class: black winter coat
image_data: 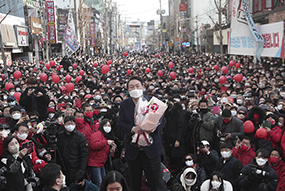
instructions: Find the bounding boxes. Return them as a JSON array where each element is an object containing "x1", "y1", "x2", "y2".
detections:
[
  {"x1": 164, "y1": 103, "x2": 185, "y2": 158},
  {"x1": 216, "y1": 155, "x2": 243, "y2": 190},
  {"x1": 196, "y1": 150, "x2": 219, "y2": 178},
  {"x1": 57, "y1": 130, "x2": 89, "y2": 185},
  {"x1": 0, "y1": 151, "x2": 34, "y2": 191},
  {"x1": 238, "y1": 159, "x2": 278, "y2": 191},
  {"x1": 19, "y1": 86, "x2": 50, "y2": 120}
]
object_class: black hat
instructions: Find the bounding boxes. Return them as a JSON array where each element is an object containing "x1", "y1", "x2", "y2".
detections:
[{"x1": 222, "y1": 109, "x2": 232, "y2": 117}]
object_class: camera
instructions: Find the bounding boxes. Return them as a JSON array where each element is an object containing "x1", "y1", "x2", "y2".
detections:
[
  {"x1": 219, "y1": 132, "x2": 228, "y2": 142},
  {"x1": 198, "y1": 142, "x2": 205, "y2": 149},
  {"x1": 0, "y1": 166, "x2": 7, "y2": 185},
  {"x1": 29, "y1": 87, "x2": 39, "y2": 95},
  {"x1": 43, "y1": 121, "x2": 60, "y2": 148},
  {"x1": 27, "y1": 177, "x2": 40, "y2": 187},
  {"x1": 249, "y1": 164, "x2": 269, "y2": 177}
]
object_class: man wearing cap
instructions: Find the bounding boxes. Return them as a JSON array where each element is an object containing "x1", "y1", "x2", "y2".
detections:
[
  {"x1": 215, "y1": 109, "x2": 244, "y2": 147},
  {"x1": 236, "y1": 106, "x2": 248, "y2": 122}
]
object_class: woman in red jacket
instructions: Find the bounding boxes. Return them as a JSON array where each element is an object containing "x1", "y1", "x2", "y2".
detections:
[
  {"x1": 87, "y1": 119, "x2": 116, "y2": 187},
  {"x1": 269, "y1": 149, "x2": 285, "y2": 191}
]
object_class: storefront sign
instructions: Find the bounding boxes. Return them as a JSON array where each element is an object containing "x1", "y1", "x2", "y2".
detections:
[
  {"x1": 15, "y1": 26, "x2": 29, "y2": 46},
  {"x1": 46, "y1": 1, "x2": 57, "y2": 43},
  {"x1": 30, "y1": 17, "x2": 43, "y2": 35}
]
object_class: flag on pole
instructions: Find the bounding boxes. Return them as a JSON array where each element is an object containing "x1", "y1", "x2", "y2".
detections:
[{"x1": 64, "y1": 10, "x2": 79, "y2": 57}]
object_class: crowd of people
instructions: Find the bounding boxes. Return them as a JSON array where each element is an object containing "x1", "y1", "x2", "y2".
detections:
[{"x1": 0, "y1": 51, "x2": 284, "y2": 191}]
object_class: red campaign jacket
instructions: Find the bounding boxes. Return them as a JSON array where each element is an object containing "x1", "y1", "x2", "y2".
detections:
[
  {"x1": 280, "y1": 133, "x2": 285, "y2": 158},
  {"x1": 20, "y1": 139, "x2": 47, "y2": 174},
  {"x1": 232, "y1": 146, "x2": 256, "y2": 167},
  {"x1": 271, "y1": 160, "x2": 285, "y2": 191},
  {"x1": 0, "y1": 139, "x2": 4, "y2": 156},
  {"x1": 76, "y1": 122, "x2": 93, "y2": 143},
  {"x1": 87, "y1": 130, "x2": 110, "y2": 168},
  {"x1": 268, "y1": 125, "x2": 283, "y2": 150},
  {"x1": 84, "y1": 119, "x2": 100, "y2": 132}
]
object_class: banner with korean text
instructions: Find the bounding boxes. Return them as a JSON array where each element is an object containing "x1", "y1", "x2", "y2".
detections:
[
  {"x1": 46, "y1": 1, "x2": 57, "y2": 44},
  {"x1": 90, "y1": 18, "x2": 96, "y2": 47},
  {"x1": 64, "y1": 9, "x2": 79, "y2": 57},
  {"x1": 229, "y1": 0, "x2": 284, "y2": 58}
]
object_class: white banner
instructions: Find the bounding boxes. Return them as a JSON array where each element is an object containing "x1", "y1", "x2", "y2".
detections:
[
  {"x1": 64, "y1": 10, "x2": 79, "y2": 57},
  {"x1": 228, "y1": 0, "x2": 284, "y2": 58}
]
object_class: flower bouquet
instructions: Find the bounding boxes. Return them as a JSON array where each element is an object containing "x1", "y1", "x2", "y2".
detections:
[{"x1": 132, "y1": 96, "x2": 167, "y2": 146}]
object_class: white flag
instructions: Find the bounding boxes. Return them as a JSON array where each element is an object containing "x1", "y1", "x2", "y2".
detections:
[{"x1": 64, "y1": 10, "x2": 79, "y2": 57}]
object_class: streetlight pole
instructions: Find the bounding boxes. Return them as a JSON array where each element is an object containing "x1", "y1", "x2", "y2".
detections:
[{"x1": 159, "y1": 0, "x2": 163, "y2": 51}]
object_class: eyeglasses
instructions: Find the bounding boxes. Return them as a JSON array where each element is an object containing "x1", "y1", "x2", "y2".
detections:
[
  {"x1": 65, "y1": 121, "x2": 75, "y2": 125},
  {"x1": 185, "y1": 158, "x2": 192, "y2": 161},
  {"x1": 238, "y1": 112, "x2": 245, "y2": 115}
]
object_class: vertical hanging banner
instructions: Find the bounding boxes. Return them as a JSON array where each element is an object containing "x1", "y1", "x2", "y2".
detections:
[
  {"x1": 229, "y1": 0, "x2": 284, "y2": 58},
  {"x1": 90, "y1": 18, "x2": 96, "y2": 47},
  {"x1": 65, "y1": 9, "x2": 79, "y2": 57},
  {"x1": 46, "y1": 1, "x2": 57, "y2": 44}
]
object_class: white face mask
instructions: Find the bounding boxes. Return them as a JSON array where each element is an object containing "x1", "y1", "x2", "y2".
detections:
[
  {"x1": 129, "y1": 89, "x2": 143, "y2": 98},
  {"x1": 278, "y1": 122, "x2": 283, "y2": 127},
  {"x1": 59, "y1": 175, "x2": 66, "y2": 187},
  {"x1": 103, "y1": 125, "x2": 111, "y2": 133},
  {"x1": 256, "y1": 158, "x2": 267, "y2": 166},
  {"x1": 185, "y1": 160, "x2": 194, "y2": 167},
  {"x1": 12, "y1": 113, "x2": 21, "y2": 120},
  {"x1": 277, "y1": 105, "x2": 283, "y2": 110},
  {"x1": 280, "y1": 92, "x2": 285, "y2": 97},
  {"x1": 65, "y1": 125, "x2": 76, "y2": 132},
  {"x1": 10, "y1": 92, "x2": 15, "y2": 96},
  {"x1": 231, "y1": 94, "x2": 237, "y2": 99},
  {"x1": 8, "y1": 143, "x2": 19, "y2": 154},
  {"x1": 17, "y1": 133, "x2": 28, "y2": 141},
  {"x1": 211, "y1": 181, "x2": 221, "y2": 189},
  {"x1": 231, "y1": 111, "x2": 237, "y2": 116},
  {"x1": 185, "y1": 178, "x2": 194, "y2": 185},
  {"x1": 236, "y1": 99, "x2": 243, "y2": 105},
  {"x1": 221, "y1": 151, "x2": 231, "y2": 159},
  {"x1": 38, "y1": 150, "x2": 47, "y2": 158},
  {"x1": 48, "y1": 113, "x2": 55, "y2": 119},
  {"x1": 100, "y1": 109, "x2": 107, "y2": 113},
  {"x1": 95, "y1": 95, "x2": 101, "y2": 100},
  {"x1": 58, "y1": 117, "x2": 63, "y2": 122}
]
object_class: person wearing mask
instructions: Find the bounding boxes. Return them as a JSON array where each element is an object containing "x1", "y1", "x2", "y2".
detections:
[
  {"x1": 216, "y1": 109, "x2": 244, "y2": 147},
  {"x1": 187, "y1": 98, "x2": 216, "y2": 154},
  {"x1": 178, "y1": 167, "x2": 198, "y2": 191},
  {"x1": 264, "y1": 114, "x2": 283, "y2": 150},
  {"x1": 118, "y1": 76, "x2": 166, "y2": 191},
  {"x1": 268, "y1": 149, "x2": 285, "y2": 191},
  {"x1": 216, "y1": 143, "x2": 242, "y2": 190},
  {"x1": 0, "y1": 136, "x2": 37, "y2": 191},
  {"x1": 7, "y1": 106, "x2": 22, "y2": 133},
  {"x1": 87, "y1": 119, "x2": 115, "y2": 187},
  {"x1": 232, "y1": 136, "x2": 255, "y2": 166},
  {"x1": 74, "y1": 111, "x2": 93, "y2": 143},
  {"x1": 39, "y1": 163, "x2": 66, "y2": 191},
  {"x1": 176, "y1": 153, "x2": 206, "y2": 191},
  {"x1": 47, "y1": 107, "x2": 56, "y2": 120},
  {"x1": 196, "y1": 140, "x2": 219, "y2": 178},
  {"x1": 100, "y1": 171, "x2": 129, "y2": 191},
  {"x1": 201, "y1": 171, "x2": 233, "y2": 191},
  {"x1": 57, "y1": 116, "x2": 89, "y2": 186},
  {"x1": 19, "y1": 77, "x2": 50, "y2": 121},
  {"x1": 82, "y1": 103, "x2": 100, "y2": 132},
  {"x1": 238, "y1": 148, "x2": 277, "y2": 191},
  {"x1": 236, "y1": 107, "x2": 247, "y2": 122}
]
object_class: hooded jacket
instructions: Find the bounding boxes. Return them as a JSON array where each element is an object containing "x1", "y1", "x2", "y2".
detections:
[
  {"x1": 270, "y1": 159, "x2": 285, "y2": 191},
  {"x1": 232, "y1": 146, "x2": 255, "y2": 167},
  {"x1": 180, "y1": 167, "x2": 198, "y2": 191}
]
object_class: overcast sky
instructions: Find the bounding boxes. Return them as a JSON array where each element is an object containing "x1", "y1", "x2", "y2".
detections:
[{"x1": 115, "y1": 0, "x2": 169, "y2": 23}]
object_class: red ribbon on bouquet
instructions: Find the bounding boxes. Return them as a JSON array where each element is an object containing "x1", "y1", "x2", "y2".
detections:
[{"x1": 135, "y1": 132, "x2": 151, "y2": 146}]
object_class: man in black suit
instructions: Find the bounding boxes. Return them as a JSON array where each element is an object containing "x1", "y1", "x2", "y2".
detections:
[{"x1": 118, "y1": 76, "x2": 166, "y2": 191}]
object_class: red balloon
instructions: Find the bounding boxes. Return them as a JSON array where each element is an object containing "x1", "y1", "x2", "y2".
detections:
[
  {"x1": 188, "y1": 68, "x2": 194, "y2": 73},
  {"x1": 39, "y1": 61, "x2": 43, "y2": 65},
  {"x1": 168, "y1": 62, "x2": 174, "y2": 69},
  {"x1": 145, "y1": 68, "x2": 151, "y2": 73},
  {"x1": 244, "y1": 120, "x2": 254, "y2": 133},
  {"x1": 165, "y1": 51, "x2": 167, "y2": 53},
  {"x1": 56, "y1": 66, "x2": 60, "y2": 71},
  {"x1": 46, "y1": 63, "x2": 51, "y2": 70},
  {"x1": 40, "y1": 73, "x2": 47, "y2": 82},
  {"x1": 107, "y1": 60, "x2": 112, "y2": 65},
  {"x1": 127, "y1": 69, "x2": 132, "y2": 75},
  {"x1": 123, "y1": 52, "x2": 128, "y2": 56},
  {"x1": 157, "y1": 70, "x2": 163, "y2": 77},
  {"x1": 229, "y1": 60, "x2": 236, "y2": 67},
  {"x1": 256, "y1": 128, "x2": 268, "y2": 138},
  {"x1": 159, "y1": 53, "x2": 161, "y2": 55},
  {"x1": 221, "y1": 66, "x2": 228, "y2": 74},
  {"x1": 66, "y1": 83, "x2": 74, "y2": 92},
  {"x1": 102, "y1": 65, "x2": 110, "y2": 74},
  {"x1": 5, "y1": 83, "x2": 14, "y2": 91},
  {"x1": 13, "y1": 92, "x2": 21, "y2": 101},
  {"x1": 79, "y1": 70, "x2": 84, "y2": 76},
  {"x1": 1, "y1": 74, "x2": 5, "y2": 80},
  {"x1": 155, "y1": 54, "x2": 158, "y2": 58},
  {"x1": 59, "y1": 65, "x2": 63, "y2": 68},
  {"x1": 76, "y1": 76, "x2": 82, "y2": 84},
  {"x1": 13, "y1": 71, "x2": 21, "y2": 79},
  {"x1": 170, "y1": 72, "x2": 176, "y2": 80},
  {"x1": 52, "y1": 72, "x2": 57, "y2": 76},
  {"x1": 50, "y1": 60, "x2": 55, "y2": 67},
  {"x1": 65, "y1": 75, "x2": 72, "y2": 83},
  {"x1": 73, "y1": 63, "x2": 77, "y2": 69},
  {"x1": 219, "y1": 76, "x2": 227, "y2": 84},
  {"x1": 52, "y1": 75, "x2": 60, "y2": 83},
  {"x1": 93, "y1": 62, "x2": 98, "y2": 67},
  {"x1": 233, "y1": 74, "x2": 243, "y2": 82},
  {"x1": 214, "y1": 65, "x2": 219, "y2": 71},
  {"x1": 235, "y1": 62, "x2": 241, "y2": 68}
]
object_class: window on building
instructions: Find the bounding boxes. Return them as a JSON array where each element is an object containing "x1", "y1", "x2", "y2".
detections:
[
  {"x1": 265, "y1": 0, "x2": 273, "y2": 9},
  {"x1": 249, "y1": 0, "x2": 253, "y2": 13}
]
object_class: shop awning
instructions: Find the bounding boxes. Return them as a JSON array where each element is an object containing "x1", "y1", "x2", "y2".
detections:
[{"x1": 0, "y1": 24, "x2": 17, "y2": 48}]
